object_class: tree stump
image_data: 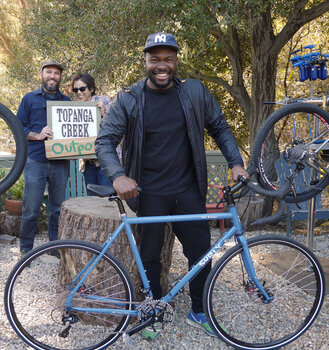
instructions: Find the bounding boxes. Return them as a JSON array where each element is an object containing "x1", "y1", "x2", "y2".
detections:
[
  {"x1": 58, "y1": 196, "x2": 175, "y2": 301},
  {"x1": 236, "y1": 194, "x2": 265, "y2": 226},
  {"x1": 0, "y1": 211, "x2": 22, "y2": 236}
]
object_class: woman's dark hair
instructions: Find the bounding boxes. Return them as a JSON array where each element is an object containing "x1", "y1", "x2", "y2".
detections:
[{"x1": 71, "y1": 73, "x2": 96, "y2": 96}]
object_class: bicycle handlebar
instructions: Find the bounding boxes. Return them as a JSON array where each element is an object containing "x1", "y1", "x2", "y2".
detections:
[
  {"x1": 231, "y1": 163, "x2": 292, "y2": 201},
  {"x1": 228, "y1": 167, "x2": 293, "y2": 228},
  {"x1": 245, "y1": 179, "x2": 292, "y2": 201},
  {"x1": 87, "y1": 184, "x2": 142, "y2": 198}
]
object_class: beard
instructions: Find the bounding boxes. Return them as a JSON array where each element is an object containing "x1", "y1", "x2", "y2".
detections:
[
  {"x1": 42, "y1": 78, "x2": 60, "y2": 92},
  {"x1": 146, "y1": 67, "x2": 177, "y2": 89}
]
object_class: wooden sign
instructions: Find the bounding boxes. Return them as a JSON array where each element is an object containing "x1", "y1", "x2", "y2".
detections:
[
  {"x1": 45, "y1": 101, "x2": 101, "y2": 159},
  {"x1": 44, "y1": 137, "x2": 97, "y2": 159}
]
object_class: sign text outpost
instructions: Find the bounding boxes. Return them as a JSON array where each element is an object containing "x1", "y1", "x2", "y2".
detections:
[{"x1": 45, "y1": 137, "x2": 97, "y2": 158}]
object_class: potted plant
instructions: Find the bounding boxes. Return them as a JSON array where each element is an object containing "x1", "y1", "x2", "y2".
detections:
[{"x1": 5, "y1": 174, "x2": 24, "y2": 216}]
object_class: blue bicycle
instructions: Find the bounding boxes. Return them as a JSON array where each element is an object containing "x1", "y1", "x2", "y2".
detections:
[{"x1": 4, "y1": 177, "x2": 325, "y2": 350}]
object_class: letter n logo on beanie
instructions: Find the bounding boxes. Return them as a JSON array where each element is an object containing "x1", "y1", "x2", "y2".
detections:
[{"x1": 155, "y1": 34, "x2": 166, "y2": 43}]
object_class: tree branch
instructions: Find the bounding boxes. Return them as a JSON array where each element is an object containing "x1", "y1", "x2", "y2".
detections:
[
  {"x1": 0, "y1": 35, "x2": 16, "y2": 58},
  {"x1": 204, "y1": 2, "x2": 251, "y2": 117},
  {"x1": 179, "y1": 61, "x2": 251, "y2": 118},
  {"x1": 179, "y1": 62, "x2": 233, "y2": 93},
  {"x1": 274, "y1": 0, "x2": 329, "y2": 55}
]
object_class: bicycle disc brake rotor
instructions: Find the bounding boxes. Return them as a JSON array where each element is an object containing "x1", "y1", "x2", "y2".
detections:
[{"x1": 137, "y1": 299, "x2": 174, "y2": 330}]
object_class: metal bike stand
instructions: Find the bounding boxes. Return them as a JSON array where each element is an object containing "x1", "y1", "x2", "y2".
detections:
[
  {"x1": 306, "y1": 94, "x2": 327, "y2": 251},
  {"x1": 307, "y1": 197, "x2": 315, "y2": 251}
]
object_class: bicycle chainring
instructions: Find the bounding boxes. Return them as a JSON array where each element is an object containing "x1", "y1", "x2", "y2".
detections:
[{"x1": 137, "y1": 298, "x2": 174, "y2": 330}]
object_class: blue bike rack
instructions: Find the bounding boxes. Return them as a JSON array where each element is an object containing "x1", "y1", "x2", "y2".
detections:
[{"x1": 290, "y1": 45, "x2": 328, "y2": 82}]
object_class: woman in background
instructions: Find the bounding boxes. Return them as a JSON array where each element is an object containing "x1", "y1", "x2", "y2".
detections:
[{"x1": 71, "y1": 73, "x2": 120, "y2": 194}]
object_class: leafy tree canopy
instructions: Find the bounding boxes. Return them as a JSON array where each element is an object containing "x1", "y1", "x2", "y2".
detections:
[{"x1": 2, "y1": 0, "x2": 329, "y2": 154}]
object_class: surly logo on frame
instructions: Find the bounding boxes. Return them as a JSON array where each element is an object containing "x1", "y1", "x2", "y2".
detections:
[{"x1": 155, "y1": 34, "x2": 166, "y2": 43}]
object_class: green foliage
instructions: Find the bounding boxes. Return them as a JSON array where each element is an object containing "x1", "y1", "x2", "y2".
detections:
[
  {"x1": 7, "y1": 174, "x2": 24, "y2": 200},
  {"x1": 1, "y1": 0, "x2": 329, "y2": 157},
  {"x1": 0, "y1": 168, "x2": 24, "y2": 200}
]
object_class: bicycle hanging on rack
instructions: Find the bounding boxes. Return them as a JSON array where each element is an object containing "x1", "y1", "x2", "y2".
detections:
[
  {"x1": 0, "y1": 102, "x2": 27, "y2": 194},
  {"x1": 251, "y1": 44, "x2": 329, "y2": 203},
  {"x1": 4, "y1": 176, "x2": 325, "y2": 350}
]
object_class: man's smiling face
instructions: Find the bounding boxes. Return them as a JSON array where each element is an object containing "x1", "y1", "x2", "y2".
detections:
[
  {"x1": 40, "y1": 66, "x2": 62, "y2": 93},
  {"x1": 143, "y1": 46, "x2": 178, "y2": 90}
]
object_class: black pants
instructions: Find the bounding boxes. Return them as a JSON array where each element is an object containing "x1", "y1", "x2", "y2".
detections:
[{"x1": 137, "y1": 184, "x2": 211, "y2": 313}]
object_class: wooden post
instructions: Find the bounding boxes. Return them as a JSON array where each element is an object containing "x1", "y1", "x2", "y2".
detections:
[{"x1": 58, "y1": 196, "x2": 175, "y2": 301}]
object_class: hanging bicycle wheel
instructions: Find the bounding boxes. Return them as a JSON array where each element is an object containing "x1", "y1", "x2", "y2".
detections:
[
  {"x1": 203, "y1": 235, "x2": 325, "y2": 350},
  {"x1": 0, "y1": 102, "x2": 27, "y2": 194},
  {"x1": 251, "y1": 103, "x2": 329, "y2": 203},
  {"x1": 5, "y1": 240, "x2": 135, "y2": 350}
]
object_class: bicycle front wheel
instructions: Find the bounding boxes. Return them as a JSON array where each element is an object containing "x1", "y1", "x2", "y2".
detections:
[
  {"x1": 5, "y1": 240, "x2": 135, "y2": 350},
  {"x1": 204, "y1": 235, "x2": 325, "y2": 350},
  {"x1": 251, "y1": 103, "x2": 329, "y2": 203},
  {"x1": 0, "y1": 102, "x2": 27, "y2": 194}
]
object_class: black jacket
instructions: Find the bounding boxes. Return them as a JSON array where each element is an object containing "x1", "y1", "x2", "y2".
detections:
[{"x1": 95, "y1": 77, "x2": 244, "y2": 210}]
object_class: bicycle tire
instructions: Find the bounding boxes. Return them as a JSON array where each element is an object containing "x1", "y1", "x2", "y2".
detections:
[
  {"x1": 0, "y1": 102, "x2": 27, "y2": 194},
  {"x1": 5, "y1": 240, "x2": 135, "y2": 350},
  {"x1": 203, "y1": 235, "x2": 325, "y2": 350},
  {"x1": 251, "y1": 103, "x2": 329, "y2": 203}
]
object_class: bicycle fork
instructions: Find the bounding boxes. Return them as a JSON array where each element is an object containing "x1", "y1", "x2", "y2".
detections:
[{"x1": 237, "y1": 235, "x2": 274, "y2": 303}]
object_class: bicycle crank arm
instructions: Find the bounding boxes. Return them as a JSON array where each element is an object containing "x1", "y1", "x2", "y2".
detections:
[{"x1": 125, "y1": 316, "x2": 154, "y2": 337}]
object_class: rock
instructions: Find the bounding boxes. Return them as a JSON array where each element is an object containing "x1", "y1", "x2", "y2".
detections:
[{"x1": 0, "y1": 234, "x2": 16, "y2": 244}]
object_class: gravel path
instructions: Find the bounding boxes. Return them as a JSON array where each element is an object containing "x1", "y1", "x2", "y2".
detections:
[{"x1": 0, "y1": 227, "x2": 328, "y2": 350}]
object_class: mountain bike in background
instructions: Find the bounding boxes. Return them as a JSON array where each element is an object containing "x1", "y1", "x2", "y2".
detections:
[{"x1": 251, "y1": 45, "x2": 329, "y2": 204}]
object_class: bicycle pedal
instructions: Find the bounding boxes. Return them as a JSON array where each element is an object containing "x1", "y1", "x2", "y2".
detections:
[{"x1": 123, "y1": 332, "x2": 136, "y2": 349}]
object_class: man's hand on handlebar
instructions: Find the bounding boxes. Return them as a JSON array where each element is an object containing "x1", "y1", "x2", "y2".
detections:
[
  {"x1": 231, "y1": 165, "x2": 250, "y2": 182},
  {"x1": 113, "y1": 175, "x2": 139, "y2": 200}
]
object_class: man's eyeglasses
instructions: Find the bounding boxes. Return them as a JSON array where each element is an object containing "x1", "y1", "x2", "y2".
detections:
[{"x1": 72, "y1": 86, "x2": 88, "y2": 93}]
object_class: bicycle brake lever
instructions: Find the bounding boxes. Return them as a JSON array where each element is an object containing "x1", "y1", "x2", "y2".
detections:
[{"x1": 215, "y1": 198, "x2": 225, "y2": 209}]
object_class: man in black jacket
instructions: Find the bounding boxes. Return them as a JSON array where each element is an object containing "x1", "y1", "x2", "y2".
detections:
[{"x1": 96, "y1": 32, "x2": 249, "y2": 340}]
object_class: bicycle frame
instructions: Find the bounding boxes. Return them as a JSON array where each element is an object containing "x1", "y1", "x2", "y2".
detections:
[{"x1": 65, "y1": 202, "x2": 273, "y2": 318}]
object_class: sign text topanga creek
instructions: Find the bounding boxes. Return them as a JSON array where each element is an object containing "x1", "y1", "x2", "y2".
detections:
[{"x1": 45, "y1": 101, "x2": 101, "y2": 159}]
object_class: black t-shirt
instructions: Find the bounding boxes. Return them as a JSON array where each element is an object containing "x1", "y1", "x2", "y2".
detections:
[{"x1": 141, "y1": 84, "x2": 194, "y2": 195}]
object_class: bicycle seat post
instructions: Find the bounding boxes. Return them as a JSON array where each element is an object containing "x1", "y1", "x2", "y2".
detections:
[{"x1": 109, "y1": 196, "x2": 126, "y2": 215}]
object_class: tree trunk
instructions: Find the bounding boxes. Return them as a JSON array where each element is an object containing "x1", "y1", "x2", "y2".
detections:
[
  {"x1": 58, "y1": 196, "x2": 175, "y2": 301},
  {"x1": 248, "y1": 9, "x2": 280, "y2": 215}
]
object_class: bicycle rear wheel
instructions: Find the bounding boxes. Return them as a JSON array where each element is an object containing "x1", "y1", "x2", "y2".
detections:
[
  {"x1": 0, "y1": 102, "x2": 27, "y2": 194},
  {"x1": 251, "y1": 103, "x2": 329, "y2": 203},
  {"x1": 5, "y1": 240, "x2": 135, "y2": 350},
  {"x1": 204, "y1": 235, "x2": 325, "y2": 350}
]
